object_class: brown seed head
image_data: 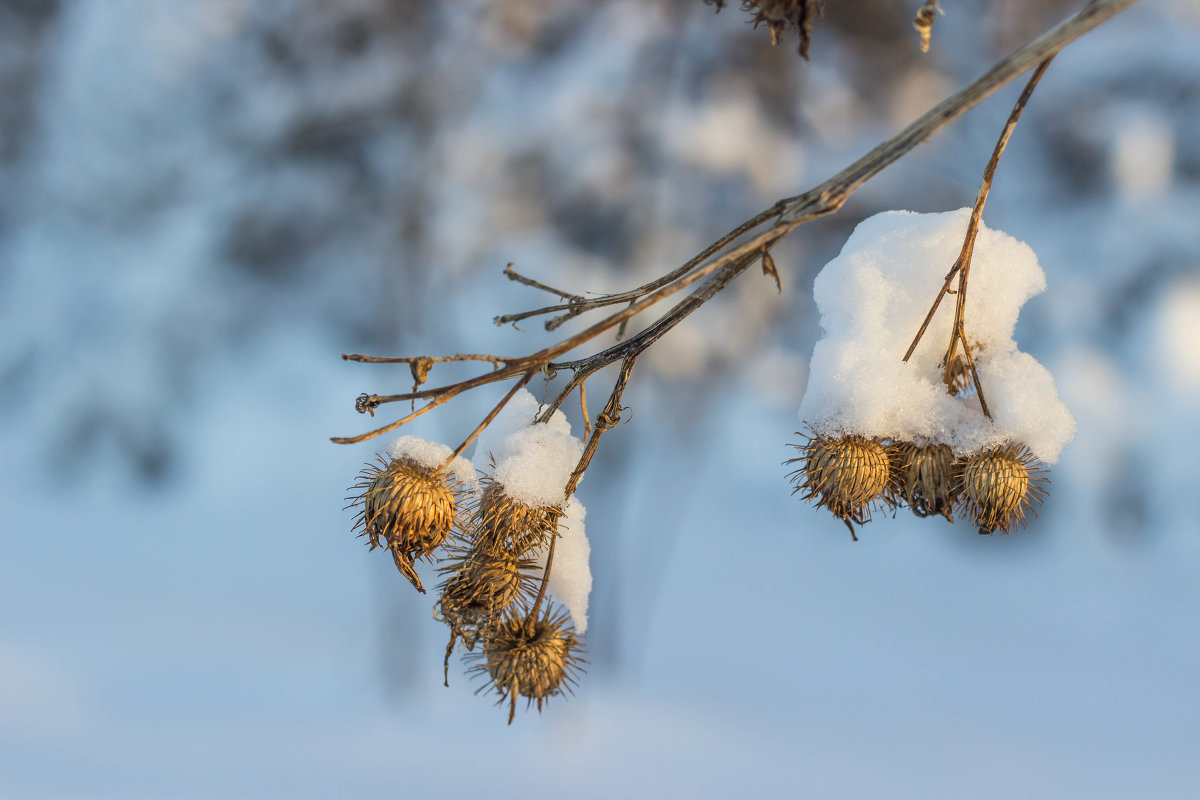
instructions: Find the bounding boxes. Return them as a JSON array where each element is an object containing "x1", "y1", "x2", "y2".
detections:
[
  {"x1": 436, "y1": 544, "x2": 537, "y2": 686},
  {"x1": 349, "y1": 456, "x2": 467, "y2": 593},
  {"x1": 438, "y1": 545, "x2": 534, "y2": 630},
  {"x1": 890, "y1": 442, "x2": 957, "y2": 521},
  {"x1": 473, "y1": 606, "x2": 584, "y2": 724},
  {"x1": 955, "y1": 443, "x2": 1048, "y2": 534},
  {"x1": 789, "y1": 433, "x2": 892, "y2": 525},
  {"x1": 475, "y1": 478, "x2": 559, "y2": 556}
]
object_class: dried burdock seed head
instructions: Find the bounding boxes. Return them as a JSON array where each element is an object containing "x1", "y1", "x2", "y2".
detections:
[
  {"x1": 436, "y1": 544, "x2": 538, "y2": 686},
  {"x1": 890, "y1": 442, "x2": 957, "y2": 521},
  {"x1": 349, "y1": 456, "x2": 468, "y2": 594},
  {"x1": 955, "y1": 443, "x2": 1048, "y2": 535},
  {"x1": 472, "y1": 605, "x2": 584, "y2": 724},
  {"x1": 788, "y1": 432, "x2": 893, "y2": 531},
  {"x1": 439, "y1": 545, "x2": 534, "y2": 623},
  {"x1": 475, "y1": 477, "x2": 559, "y2": 557}
]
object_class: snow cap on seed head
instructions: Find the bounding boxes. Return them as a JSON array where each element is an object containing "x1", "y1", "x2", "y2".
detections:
[
  {"x1": 472, "y1": 389, "x2": 584, "y2": 508},
  {"x1": 798, "y1": 209, "x2": 1075, "y2": 463}
]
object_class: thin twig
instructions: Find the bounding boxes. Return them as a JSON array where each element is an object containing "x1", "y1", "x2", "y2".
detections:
[
  {"x1": 580, "y1": 380, "x2": 592, "y2": 441},
  {"x1": 444, "y1": 373, "x2": 534, "y2": 464},
  {"x1": 904, "y1": 57, "x2": 1055, "y2": 364},
  {"x1": 501, "y1": 262, "x2": 584, "y2": 304},
  {"x1": 945, "y1": 57, "x2": 1054, "y2": 372},
  {"x1": 529, "y1": 356, "x2": 637, "y2": 621},
  {"x1": 494, "y1": 207, "x2": 781, "y2": 330},
  {"x1": 342, "y1": 353, "x2": 508, "y2": 366}
]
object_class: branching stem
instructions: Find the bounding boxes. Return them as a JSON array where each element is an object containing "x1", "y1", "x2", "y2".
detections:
[
  {"x1": 334, "y1": 0, "x2": 1136, "y2": 447},
  {"x1": 904, "y1": 56, "x2": 1055, "y2": 419}
]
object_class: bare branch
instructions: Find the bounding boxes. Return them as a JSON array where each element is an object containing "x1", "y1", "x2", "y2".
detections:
[{"x1": 334, "y1": 0, "x2": 1138, "y2": 447}]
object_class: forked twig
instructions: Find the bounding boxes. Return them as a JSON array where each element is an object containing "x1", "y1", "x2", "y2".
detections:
[{"x1": 903, "y1": 56, "x2": 1056, "y2": 419}]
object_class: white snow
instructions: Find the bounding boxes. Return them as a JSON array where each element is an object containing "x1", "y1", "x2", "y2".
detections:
[
  {"x1": 385, "y1": 435, "x2": 479, "y2": 493},
  {"x1": 471, "y1": 389, "x2": 585, "y2": 508},
  {"x1": 798, "y1": 209, "x2": 1075, "y2": 463},
  {"x1": 470, "y1": 388, "x2": 590, "y2": 632},
  {"x1": 532, "y1": 497, "x2": 592, "y2": 635}
]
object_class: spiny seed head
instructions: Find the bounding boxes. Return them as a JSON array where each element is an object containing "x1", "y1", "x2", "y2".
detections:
[
  {"x1": 436, "y1": 544, "x2": 538, "y2": 687},
  {"x1": 955, "y1": 442, "x2": 1048, "y2": 535},
  {"x1": 349, "y1": 456, "x2": 468, "y2": 593},
  {"x1": 438, "y1": 544, "x2": 535, "y2": 630},
  {"x1": 788, "y1": 432, "x2": 893, "y2": 525},
  {"x1": 472, "y1": 605, "x2": 584, "y2": 724},
  {"x1": 890, "y1": 442, "x2": 957, "y2": 521},
  {"x1": 475, "y1": 478, "x2": 559, "y2": 556}
]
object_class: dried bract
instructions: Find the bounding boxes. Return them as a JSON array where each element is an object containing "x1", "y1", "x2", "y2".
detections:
[
  {"x1": 705, "y1": 0, "x2": 826, "y2": 59},
  {"x1": 913, "y1": 0, "x2": 942, "y2": 53},
  {"x1": 789, "y1": 432, "x2": 892, "y2": 528},
  {"x1": 349, "y1": 456, "x2": 467, "y2": 593},
  {"x1": 890, "y1": 442, "x2": 957, "y2": 520},
  {"x1": 955, "y1": 443, "x2": 1048, "y2": 534},
  {"x1": 473, "y1": 606, "x2": 584, "y2": 724}
]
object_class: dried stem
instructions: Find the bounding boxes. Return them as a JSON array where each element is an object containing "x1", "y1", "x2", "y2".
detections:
[
  {"x1": 903, "y1": 56, "x2": 1055, "y2": 420},
  {"x1": 946, "y1": 58, "x2": 1054, "y2": 368},
  {"x1": 334, "y1": 0, "x2": 1136, "y2": 447},
  {"x1": 529, "y1": 356, "x2": 638, "y2": 620},
  {"x1": 501, "y1": 262, "x2": 584, "y2": 305},
  {"x1": 342, "y1": 353, "x2": 508, "y2": 366},
  {"x1": 493, "y1": 207, "x2": 780, "y2": 330},
  {"x1": 444, "y1": 373, "x2": 534, "y2": 464}
]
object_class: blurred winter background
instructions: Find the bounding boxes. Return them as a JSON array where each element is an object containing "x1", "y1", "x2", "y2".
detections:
[{"x1": 2, "y1": 0, "x2": 1199, "y2": 797}]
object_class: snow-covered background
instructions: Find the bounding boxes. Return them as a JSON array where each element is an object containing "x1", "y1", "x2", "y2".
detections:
[{"x1": 3, "y1": 0, "x2": 1199, "y2": 797}]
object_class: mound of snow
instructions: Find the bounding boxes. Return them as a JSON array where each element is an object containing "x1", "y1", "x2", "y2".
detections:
[{"x1": 798, "y1": 209, "x2": 1075, "y2": 462}]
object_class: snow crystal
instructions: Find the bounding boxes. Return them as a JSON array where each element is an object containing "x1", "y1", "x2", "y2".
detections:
[
  {"x1": 385, "y1": 435, "x2": 479, "y2": 493},
  {"x1": 798, "y1": 209, "x2": 1075, "y2": 463},
  {"x1": 472, "y1": 389, "x2": 584, "y2": 507},
  {"x1": 532, "y1": 497, "x2": 591, "y2": 635}
]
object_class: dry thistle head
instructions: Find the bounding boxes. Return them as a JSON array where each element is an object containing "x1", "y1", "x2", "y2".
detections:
[
  {"x1": 788, "y1": 432, "x2": 893, "y2": 530},
  {"x1": 349, "y1": 456, "x2": 468, "y2": 593},
  {"x1": 955, "y1": 443, "x2": 1048, "y2": 534},
  {"x1": 890, "y1": 441, "x2": 957, "y2": 521},
  {"x1": 475, "y1": 477, "x2": 559, "y2": 556},
  {"x1": 439, "y1": 545, "x2": 534, "y2": 625},
  {"x1": 436, "y1": 543, "x2": 538, "y2": 686},
  {"x1": 473, "y1": 605, "x2": 584, "y2": 724}
]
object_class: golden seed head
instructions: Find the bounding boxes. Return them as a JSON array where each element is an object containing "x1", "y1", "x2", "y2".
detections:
[
  {"x1": 473, "y1": 606, "x2": 584, "y2": 724},
  {"x1": 955, "y1": 443, "x2": 1048, "y2": 534},
  {"x1": 891, "y1": 442, "x2": 957, "y2": 521},
  {"x1": 349, "y1": 456, "x2": 466, "y2": 592},
  {"x1": 475, "y1": 478, "x2": 558, "y2": 556},
  {"x1": 789, "y1": 433, "x2": 892, "y2": 524},
  {"x1": 438, "y1": 545, "x2": 533, "y2": 628}
]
